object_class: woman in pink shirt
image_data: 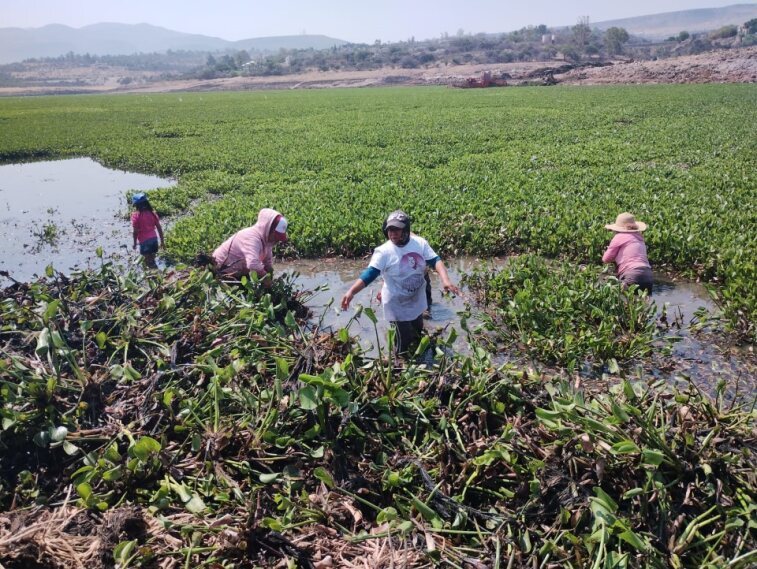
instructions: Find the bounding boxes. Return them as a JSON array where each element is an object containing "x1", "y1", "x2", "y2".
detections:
[
  {"x1": 212, "y1": 208, "x2": 288, "y2": 286},
  {"x1": 131, "y1": 193, "x2": 164, "y2": 269},
  {"x1": 602, "y1": 212, "x2": 653, "y2": 295}
]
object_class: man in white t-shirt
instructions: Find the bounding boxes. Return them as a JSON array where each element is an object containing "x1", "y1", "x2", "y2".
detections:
[{"x1": 340, "y1": 210, "x2": 460, "y2": 354}]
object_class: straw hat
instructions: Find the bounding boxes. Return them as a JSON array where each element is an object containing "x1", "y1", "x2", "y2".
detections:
[{"x1": 605, "y1": 212, "x2": 647, "y2": 233}]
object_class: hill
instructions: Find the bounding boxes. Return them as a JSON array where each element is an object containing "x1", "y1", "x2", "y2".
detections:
[
  {"x1": 0, "y1": 22, "x2": 347, "y2": 64},
  {"x1": 593, "y1": 3, "x2": 757, "y2": 39},
  {"x1": 1, "y1": 5, "x2": 755, "y2": 65}
]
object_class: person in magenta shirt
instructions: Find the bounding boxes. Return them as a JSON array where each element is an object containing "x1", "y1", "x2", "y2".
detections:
[
  {"x1": 602, "y1": 212, "x2": 653, "y2": 294},
  {"x1": 131, "y1": 193, "x2": 164, "y2": 269},
  {"x1": 212, "y1": 208, "x2": 288, "y2": 286}
]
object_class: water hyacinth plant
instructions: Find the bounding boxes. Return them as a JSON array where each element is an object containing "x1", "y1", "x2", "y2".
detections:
[
  {"x1": 0, "y1": 265, "x2": 754, "y2": 568},
  {"x1": 464, "y1": 254, "x2": 659, "y2": 369}
]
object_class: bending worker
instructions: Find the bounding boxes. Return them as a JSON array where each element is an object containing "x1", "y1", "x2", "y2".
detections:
[
  {"x1": 341, "y1": 210, "x2": 460, "y2": 354},
  {"x1": 602, "y1": 211, "x2": 653, "y2": 295},
  {"x1": 212, "y1": 208, "x2": 288, "y2": 285}
]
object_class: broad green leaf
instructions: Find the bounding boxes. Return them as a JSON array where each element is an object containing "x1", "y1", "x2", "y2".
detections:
[
  {"x1": 641, "y1": 449, "x2": 666, "y2": 467},
  {"x1": 299, "y1": 386, "x2": 318, "y2": 410},
  {"x1": 592, "y1": 487, "x2": 618, "y2": 513},
  {"x1": 76, "y1": 482, "x2": 93, "y2": 500},
  {"x1": 363, "y1": 307, "x2": 377, "y2": 324},
  {"x1": 619, "y1": 529, "x2": 648, "y2": 551},
  {"x1": 131, "y1": 436, "x2": 161, "y2": 461},
  {"x1": 611, "y1": 440, "x2": 639, "y2": 454},
  {"x1": 377, "y1": 507, "x2": 398, "y2": 523},
  {"x1": 113, "y1": 540, "x2": 137, "y2": 565},
  {"x1": 284, "y1": 311, "x2": 296, "y2": 328},
  {"x1": 103, "y1": 466, "x2": 124, "y2": 481},
  {"x1": 313, "y1": 467, "x2": 335, "y2": 488},
  {"x1": 95, "y1": 332, "x2": 108, "y2": 349},
  {"x1": 43, "y1": 300, "x2": 60, "y2": 322},
  {"x1": 259, "y1": 472, "x2": 280, "y2": 483},
  {"x1": 411, "y1": 493, "x2": 443, "y2": 529},
  {"x1": 611, "y1": 401, "x2": 630, "y2": 423},
  {"x1": 35, "y1": 329, "x2": 51, "y2": 356},
  {"x1": 184, "y1": 494, "x2": 207, "y2": 513},
  {"x1": 50, "y1": 425, "x2": 68, "y2": 442}
]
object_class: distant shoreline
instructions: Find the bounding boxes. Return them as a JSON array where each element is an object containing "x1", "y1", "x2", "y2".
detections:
[{"x1": 1, "y1": 46, "x2": 756, "y2": 97}]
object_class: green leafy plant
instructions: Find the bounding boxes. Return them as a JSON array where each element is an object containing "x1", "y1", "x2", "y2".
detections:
[{"x1": 464, "y1": 254, "x2": 659, "y2": 368}]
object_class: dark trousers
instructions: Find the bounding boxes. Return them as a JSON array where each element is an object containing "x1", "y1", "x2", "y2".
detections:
[
  {"x1": 620, "y1": 267, "x2": 653, "y2": 295},
  {"x1": 424, "y1": 271, "x2": 432, "y2": 306},
  {"x1": 392, "y1": 315, "x2": 424, "y2": 354}
]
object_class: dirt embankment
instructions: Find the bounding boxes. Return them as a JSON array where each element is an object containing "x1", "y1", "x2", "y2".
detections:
[
  {"x1": 1, "y1": 47, "x2": 755, "y2": 96},
  {"x1": 557, "y1": 45, "x2": 757, "y2": 84}
]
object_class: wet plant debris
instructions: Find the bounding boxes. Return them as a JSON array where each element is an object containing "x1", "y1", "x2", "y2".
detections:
[{"x1": 1, "y1": 264, "x2": 754, "y2": 568}]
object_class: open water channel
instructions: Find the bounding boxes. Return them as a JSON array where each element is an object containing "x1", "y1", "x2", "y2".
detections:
[
  {"x1": 1, "y1": 159, "x2": 753, "y2": 400},
  {"x1": 0, "y1": 158, "x2": 175, "y2": 281}
]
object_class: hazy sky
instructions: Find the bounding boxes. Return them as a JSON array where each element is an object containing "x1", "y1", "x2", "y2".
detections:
[{"x1": 2, "y1": 1, "x2": 749, "y2": 43}]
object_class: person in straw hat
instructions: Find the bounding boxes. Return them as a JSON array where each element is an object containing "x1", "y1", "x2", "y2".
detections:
[{"x1": 602, "y1": 212, "x2": 653, "y2": 294}]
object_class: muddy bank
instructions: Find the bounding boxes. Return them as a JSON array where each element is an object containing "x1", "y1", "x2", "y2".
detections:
[{"x1": 2, "y1": 47, "x2": 755, "y2": 97}]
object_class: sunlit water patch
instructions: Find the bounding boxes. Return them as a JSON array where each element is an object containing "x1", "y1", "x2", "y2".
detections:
[{"x1": 0, "y1": 158, "x2": 175, "y2": 282}]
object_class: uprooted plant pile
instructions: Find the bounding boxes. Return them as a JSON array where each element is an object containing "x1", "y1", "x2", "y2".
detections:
[{"x1": 0, "y1": 265, "x2": 755, "y2": 568}]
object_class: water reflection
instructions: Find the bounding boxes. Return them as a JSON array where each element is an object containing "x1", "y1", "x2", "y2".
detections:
[{"x1": 0, "y1": 158, "x2": 175, "y2": 281}]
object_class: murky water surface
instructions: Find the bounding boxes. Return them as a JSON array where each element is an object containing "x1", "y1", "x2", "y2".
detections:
[
  {"x1": 277, "y1": 257, "x2": 483, "y2": 356},
  {"x1": 0, "y1": 158, "x2": 175, "y2": 281}
]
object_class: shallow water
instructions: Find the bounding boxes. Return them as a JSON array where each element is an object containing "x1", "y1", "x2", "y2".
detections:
[
  {"x1": 278, "y1": 257, "x2": 755, "y2": 399},
  {"x1": 650, "y1": 276, "x2": 755, "y2": 400},
  {"x1": 277, "y1": 257, "x2": 486, "y2": 356},
  {"x1": 0, "y1": 158, "x2": 175, "y2": 282},
  {"x1": 279, "y1": 258, "x2": 719, "y2": 353}
]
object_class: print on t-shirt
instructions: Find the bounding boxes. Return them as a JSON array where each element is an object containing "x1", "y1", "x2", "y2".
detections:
[{"x1": 398, "y1": 252, "x2": 426, "y2": 296}]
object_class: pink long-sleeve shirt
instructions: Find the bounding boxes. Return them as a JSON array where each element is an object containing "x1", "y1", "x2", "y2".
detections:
[
  {"x1": 602, "y1": 232, "x2": 651, "y2": 277},
  {"x1": 212, "y1": 208, "x2": 281, "y2": 278}
]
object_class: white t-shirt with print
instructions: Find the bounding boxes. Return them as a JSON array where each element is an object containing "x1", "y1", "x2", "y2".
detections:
[{"x1": 369, "y1": 235, "x2": 438, "y2": 322}]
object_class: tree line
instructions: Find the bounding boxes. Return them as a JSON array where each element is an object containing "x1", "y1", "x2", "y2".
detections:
[{"x1": 2, "y1": 17, "x2": 755, "y2": 85}]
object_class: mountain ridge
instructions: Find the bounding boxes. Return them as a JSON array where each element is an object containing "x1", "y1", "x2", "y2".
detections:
[
  {"x1": 592, "y1": 3, "x2": 757, "y2": 39},
  {"x1": 0, "y1": 22, "x2": 348, "y2": 64},
  {"x1": 1, "y1": 4, "x2": 755, "y2": 64}
]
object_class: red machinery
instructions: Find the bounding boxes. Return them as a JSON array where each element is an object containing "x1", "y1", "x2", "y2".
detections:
[{"x1": 457, "y1": 71, "x2": 507, "y2": 88}]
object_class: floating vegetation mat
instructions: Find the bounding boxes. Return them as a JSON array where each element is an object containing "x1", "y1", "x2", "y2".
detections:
[
  {"x1": 463, "y1": 254, "x2": 660, "y2": 370},
  {"x1": 1, "y1": 87, "x2": 755, "y2": 340},
  {"x1": 1, "y1": 265, "x2": 755, "y2": 568}
]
